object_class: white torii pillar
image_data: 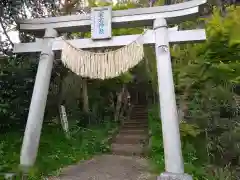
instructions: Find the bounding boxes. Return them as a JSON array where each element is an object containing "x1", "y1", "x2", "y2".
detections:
[
  {"x1": 20, "y1": 28, "x2": 58, "y2": 172},
  {"x1": 154, "y1": 18, "x2": 192, "y2": 180}
]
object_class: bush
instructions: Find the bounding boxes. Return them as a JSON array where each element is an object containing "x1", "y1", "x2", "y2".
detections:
[{"x1": 148, "y1": 105, "x2": 210, "y2": 179}]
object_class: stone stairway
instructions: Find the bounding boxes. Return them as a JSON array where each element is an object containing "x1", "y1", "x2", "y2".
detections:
[
  {"x1": 111, "y1": 105, "x2": 149, "y2": 156},
  {"x1": 47, "y1": 104, "x2": 157, "y2": 180}
]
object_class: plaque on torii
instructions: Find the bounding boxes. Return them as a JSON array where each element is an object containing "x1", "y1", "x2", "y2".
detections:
[
  {"x1": 14, "y1": 0, "x2": 207, "y2": 179},
  {"x1": 91, "y1": 6, "x2": 112, "y2": 40}
]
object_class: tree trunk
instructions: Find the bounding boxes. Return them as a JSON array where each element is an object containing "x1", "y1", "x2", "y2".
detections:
[
  {"x1": 120, "y1": 87, "x2": 130, "y2": 120},
  {"x1": 82, "y1": 78, "x2": 89, "y2": 113},
  {"x1": 114, "y1": 86, "x2": 125, "y2": 122}
]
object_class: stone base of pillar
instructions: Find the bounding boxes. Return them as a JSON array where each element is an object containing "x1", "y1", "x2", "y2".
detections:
[{"x1": 157, "y1": 172, "x2": 193, "y2": 180}]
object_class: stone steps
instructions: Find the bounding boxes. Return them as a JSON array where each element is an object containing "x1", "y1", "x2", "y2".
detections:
[
  {"x1": 118, "y1": 129, "x2": 147, "y2": 135},
  {"x1": 121, "y1": 126, "x2": 148, "y2": 131},
  {"x1": 122, "y1": 120, "x2": 148, "y2": 126},
  {"x1": 130, "y1": 116, "x2": 148, "y2": 120},
  {"x1": 114, "y1": 134, "x2": 147, "y2": 144},
  {"x1": 129, "y1": 111, "x2": 147, "y2": 115},
  {"x1": 123, "y1": 121, "x2": 148, "y2": 126},
  {"x1": 130, "y1": 114, "x2": 147, "y2": 116},
  {"x1": 111, "y1": 143, "x2": 145, "y2": 156},
  {"x1": 111, "y1": 104, "x2": 148, "y2": 156}
]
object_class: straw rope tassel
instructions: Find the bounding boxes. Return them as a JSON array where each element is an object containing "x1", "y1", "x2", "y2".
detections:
[{"x1": 61, "y1": 33, "x2": 145, "y2": 80}]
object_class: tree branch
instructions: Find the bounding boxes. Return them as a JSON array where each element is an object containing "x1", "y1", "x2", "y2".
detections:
[{"x1": 0, "y1": 17, "x2": 14, "y2": 47}]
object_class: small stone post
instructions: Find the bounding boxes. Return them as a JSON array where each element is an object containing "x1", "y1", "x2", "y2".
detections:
[
  {"x1": 153, "y1": 18, "x2": 192, "y2": 180},
  {"x1": 20, "y1": 28, "x2": 58, "y2": 171}
]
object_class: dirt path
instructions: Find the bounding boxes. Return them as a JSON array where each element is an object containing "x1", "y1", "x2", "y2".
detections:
[{"x1": 48, "y1": 155, "x2": 157, "y2": 180}]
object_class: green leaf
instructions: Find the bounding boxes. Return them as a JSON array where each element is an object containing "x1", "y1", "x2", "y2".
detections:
[{"x1": 229, "y1": 22, "x2": 240, "y2": 46}]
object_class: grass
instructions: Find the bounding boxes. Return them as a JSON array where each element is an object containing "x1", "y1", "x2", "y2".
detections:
[{"x1": 0, "y1": 121, "x2": 117, "y2": 180}]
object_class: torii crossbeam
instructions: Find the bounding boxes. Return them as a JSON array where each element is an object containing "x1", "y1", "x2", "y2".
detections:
[{"x1": 13, "y1": 0, "x2": 207, "y2": 179}]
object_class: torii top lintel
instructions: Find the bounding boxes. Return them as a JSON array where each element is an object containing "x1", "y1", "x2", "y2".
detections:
[{"x1": 17, "y1": 0, "x2": 206, "y2": 36}]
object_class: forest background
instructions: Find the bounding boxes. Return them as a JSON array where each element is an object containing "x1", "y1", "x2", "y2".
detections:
[{"x1": 0, "y1": 0, "x2": 240, "y2": 179}]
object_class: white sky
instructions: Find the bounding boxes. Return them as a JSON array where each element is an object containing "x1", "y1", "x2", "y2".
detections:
[
  {"x1": 0, "y1": 3, "x2": 32, "y2": 44},
  {"x1": 0, "y1": 30, "x2": 20, "y2": 43}
]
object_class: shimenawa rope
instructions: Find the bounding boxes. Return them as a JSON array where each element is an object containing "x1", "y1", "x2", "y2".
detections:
[{"x1": 61, "y1": 31, "x2": 146, "y2": 80}]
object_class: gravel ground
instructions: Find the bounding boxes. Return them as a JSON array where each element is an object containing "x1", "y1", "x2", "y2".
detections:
[{"x1": 47, "y1": 155, "x2": 157, "y2": 180}]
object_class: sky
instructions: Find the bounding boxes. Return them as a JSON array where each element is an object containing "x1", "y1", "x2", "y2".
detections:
[
  {"x1": 1, "y1": 3, "x2": 36, "y2": 45},
  {"x1": 0, "y1": 29, "x2": 20, "y2": 43}
]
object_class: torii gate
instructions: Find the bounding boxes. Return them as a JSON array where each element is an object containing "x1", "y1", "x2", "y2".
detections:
[{"x1": 13, "y1": 0, "x2": 206, "y2": 179}]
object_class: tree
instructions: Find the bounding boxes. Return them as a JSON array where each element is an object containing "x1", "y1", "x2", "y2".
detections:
[{"x1": 171, "y1": 6, "x2": 240, "y2": 166}]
